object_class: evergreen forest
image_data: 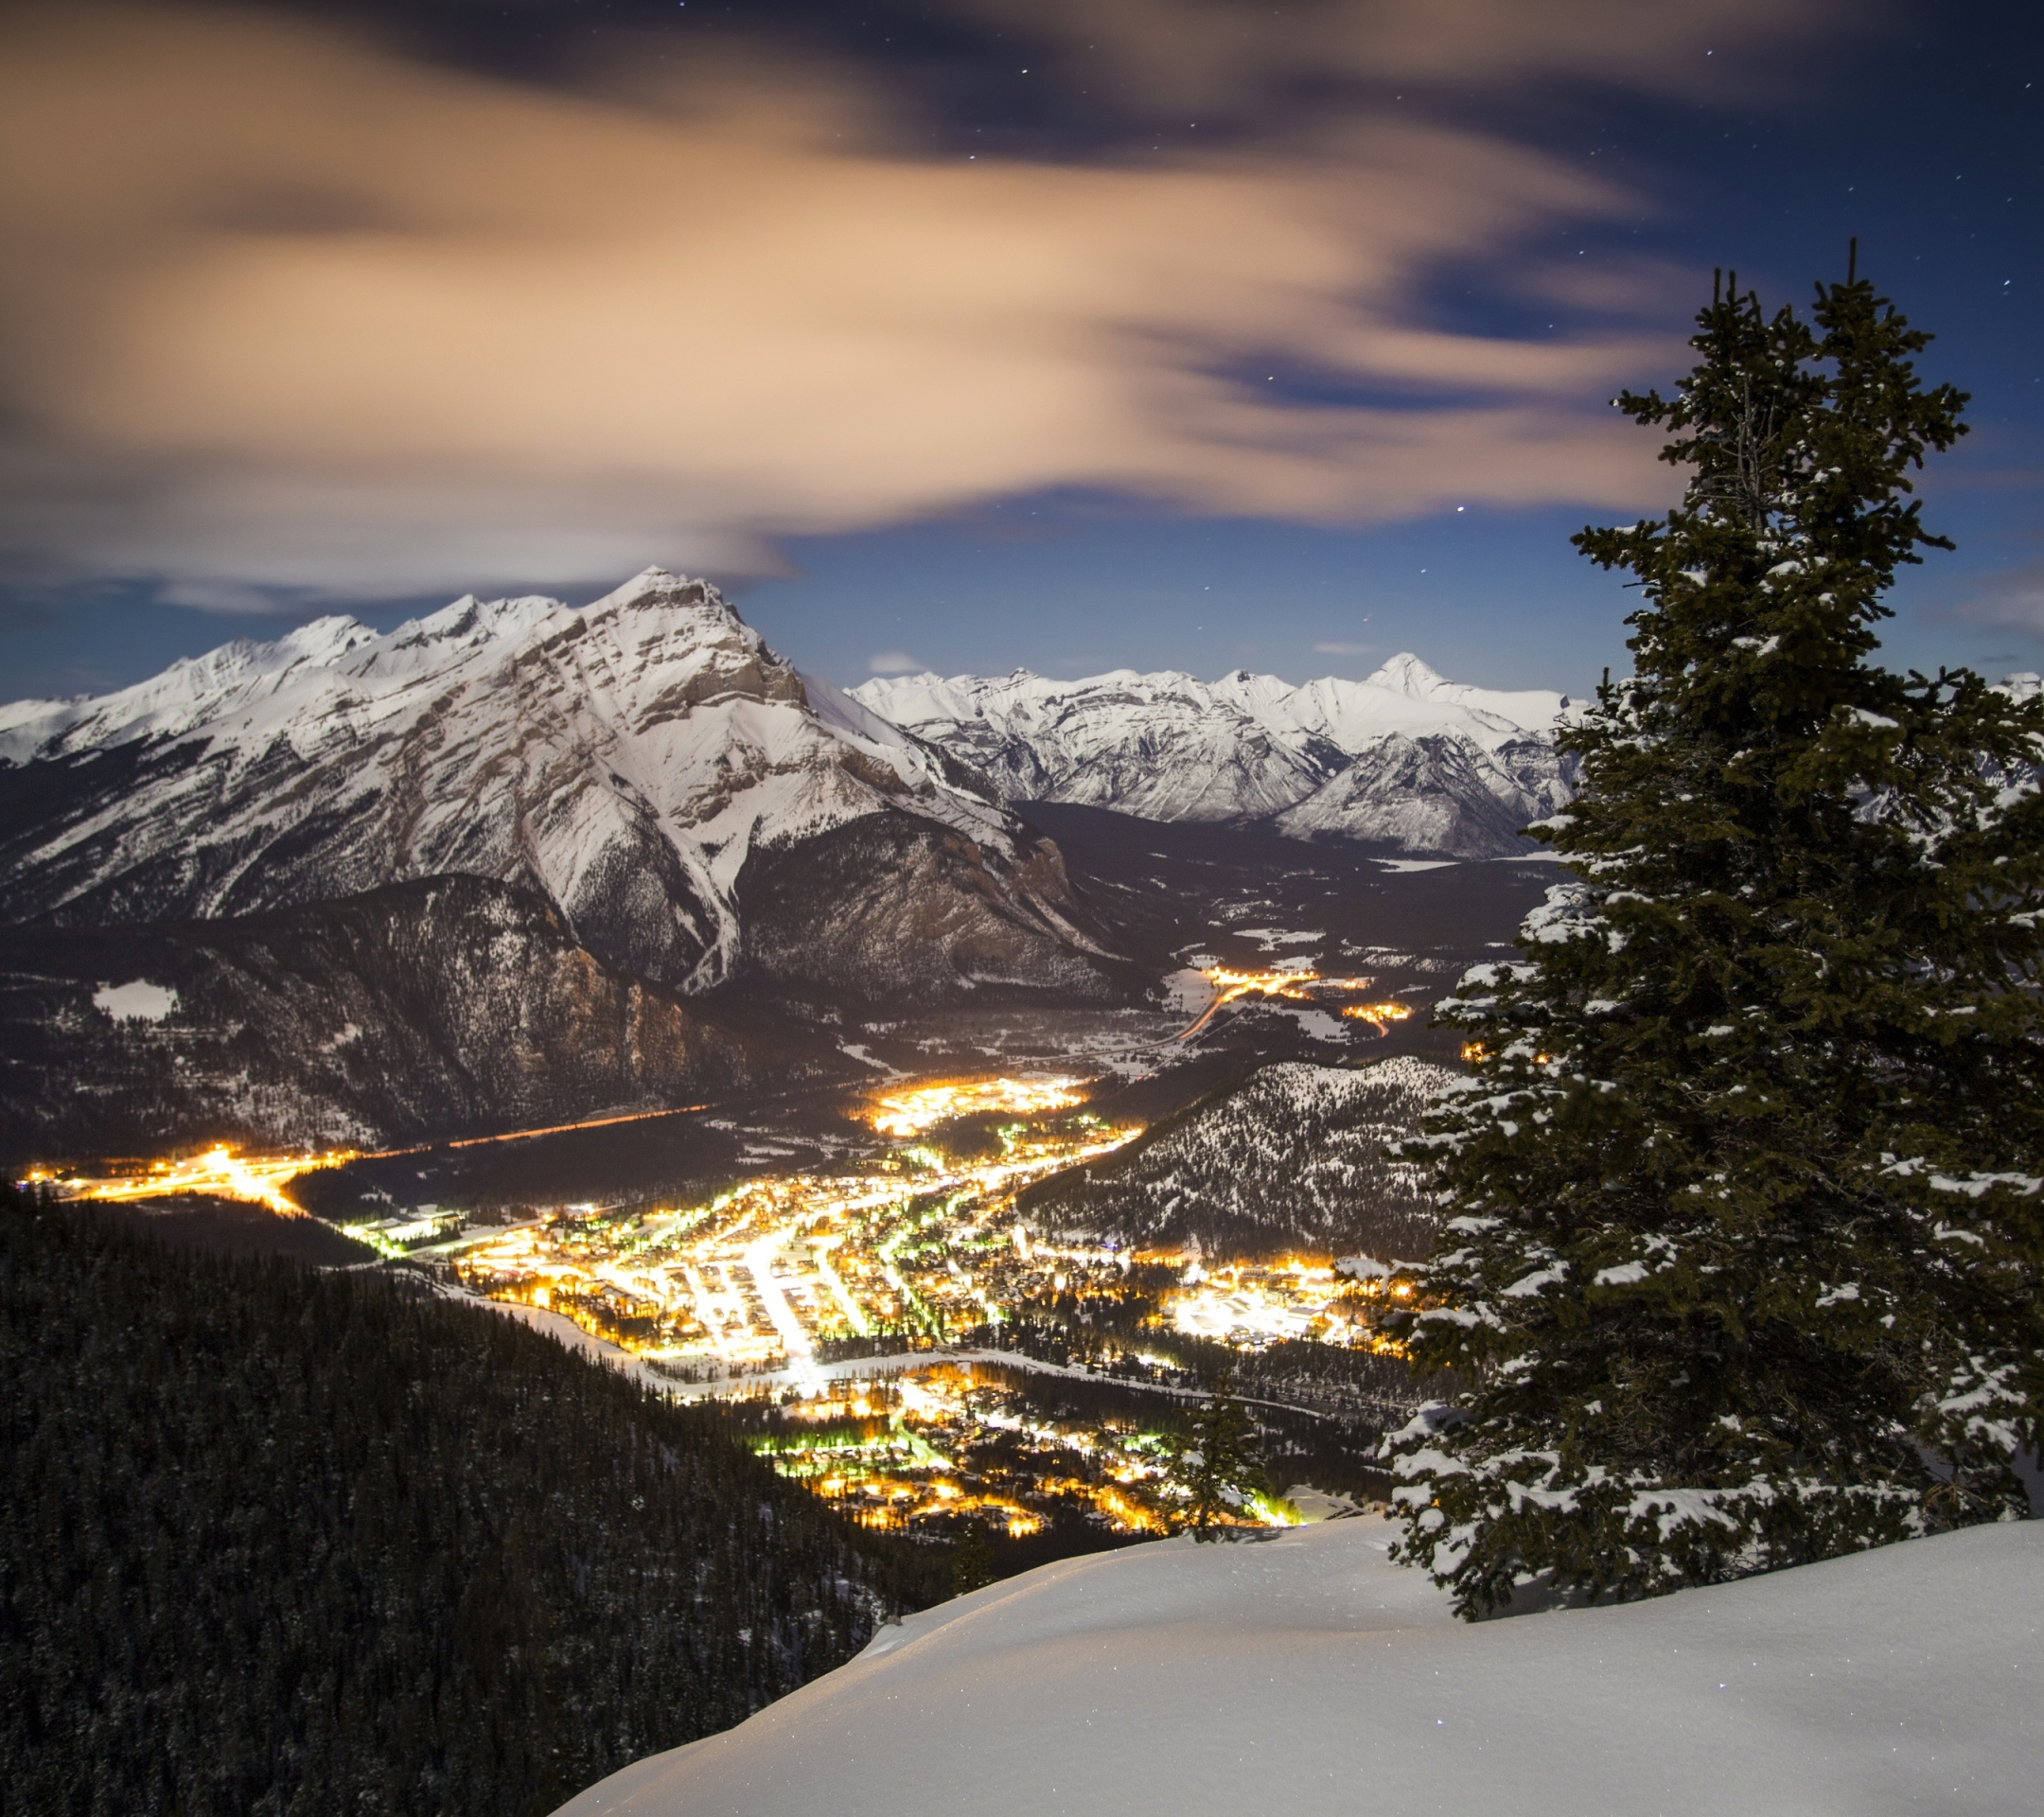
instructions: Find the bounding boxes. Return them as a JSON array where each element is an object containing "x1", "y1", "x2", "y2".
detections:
[{"x1": 0, "y1": 1188, "x2": 947, "y2": 1817}]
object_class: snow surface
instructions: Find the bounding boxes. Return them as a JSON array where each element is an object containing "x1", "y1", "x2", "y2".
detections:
[
  {"x1": 92, "y1": 979, "x2": 179, "y2": 1023},
  {"x1": 852, "y1": 656, "x2": 1583, "y2": 856},
  {"x1": 555, "y1": 1518, "x2": 2040, "y2": 1817}
]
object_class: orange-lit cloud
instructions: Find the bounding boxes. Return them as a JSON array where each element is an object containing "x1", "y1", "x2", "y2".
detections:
[{"x1": 0, "y1": 2, "x2": 1825, "y2": 602}]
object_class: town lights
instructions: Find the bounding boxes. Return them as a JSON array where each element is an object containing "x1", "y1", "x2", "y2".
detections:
[
  {"x1": 869, "y1": 1076, "x2": 1086, "y2": 1138},
  {"x1": 1178, "y1": 966, "x2": 1419, "y2": 1040},
  {"x1": 1207, "y1": 966, "x2": 1316, "y2": 999},
  {"x1": 44, "y1": 1143, "x2": 348, "y2": 1216},
  {"x1": 1177, "y1": 966, "x2": 1319, "y2": 1038}
]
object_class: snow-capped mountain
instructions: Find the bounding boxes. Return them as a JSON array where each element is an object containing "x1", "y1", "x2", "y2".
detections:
[
  {"x1": 0, "y1": 571, "x2": 1117, "y2": 999},
  {"x1": 852, "y1": 654, "x2": 1583, "y2": 857}
]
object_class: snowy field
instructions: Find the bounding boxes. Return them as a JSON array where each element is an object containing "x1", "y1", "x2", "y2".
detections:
[{"x1": 555, "y1": 1516, "x2": 2038, "y2": 1817}]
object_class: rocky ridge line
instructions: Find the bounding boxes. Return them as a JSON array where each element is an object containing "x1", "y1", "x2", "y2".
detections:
[{"x1": 853, "y1": 656, "x2": 1586, "y2": 857}]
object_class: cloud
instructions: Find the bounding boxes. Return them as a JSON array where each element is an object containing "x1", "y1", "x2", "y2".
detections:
[
  {"x1": 156, "y1": 578, "x2": 308, "y2": 615},
  {"x1": 0, "y1": 1, "x2": 1842, "y2": 603},
  {"x1": 957, "y1": 0, "x2": 1864, "y2": 115},
  {"x1": 1313, "y1": 640, "x2": 1376, "y2": 656},
  {"x1": 1944, "y1": 562, "x2": 2044, "y2": 637},
  {"x1": 866, "y1": 650, "x2": 928, "y2": 675}
]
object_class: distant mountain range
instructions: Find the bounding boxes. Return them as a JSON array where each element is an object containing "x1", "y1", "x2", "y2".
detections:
[
  {"x1": 853, "y1": 654, "x2": 1582, "y2": 858},
  {"x1": 0, "y1": 572, "x2": 1130, "y2": 1153},
  {"x1": 0, "y1": 571, "x2": 1566, "y2": 1152}
]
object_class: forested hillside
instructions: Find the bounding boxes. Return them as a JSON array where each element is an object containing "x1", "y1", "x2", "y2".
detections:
[
  {"x1": 1022, "y1": 1057, "x2": 1451, "y2": 1260},
  {"x1": 0, "y1": 1189, "x2": 945, "y2": 1817}
]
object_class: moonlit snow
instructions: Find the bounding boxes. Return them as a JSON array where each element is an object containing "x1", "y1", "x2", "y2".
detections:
[
  {"x1": 555, "y1": 1518, "x2": 2039, "y2": 1817},
  {"x1": 92, "y1": 980, "x2": 178, "y2": 1023}
]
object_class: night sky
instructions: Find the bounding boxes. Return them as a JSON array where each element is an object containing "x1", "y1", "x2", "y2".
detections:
[{"x1": 1, "y1": 0, "x2": 2037, "y2": 700}]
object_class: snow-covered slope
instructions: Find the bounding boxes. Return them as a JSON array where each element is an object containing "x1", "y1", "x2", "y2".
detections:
[
  {"x1": 556, "y1": 1518, "x2": 2039, "y2": 1817},
  {"x1": 0, "y1": 572, "x2": 1108, "y2": 997},
  {"x1": 853, "y1": 655, "x2": 1584, "y2": 858}
]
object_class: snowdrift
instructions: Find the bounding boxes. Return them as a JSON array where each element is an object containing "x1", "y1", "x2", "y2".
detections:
[{"x1": 555, "y1": 1516, "x2": 2039, "y2": 1817}]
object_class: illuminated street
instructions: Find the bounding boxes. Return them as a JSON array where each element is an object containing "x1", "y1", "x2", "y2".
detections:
[
  {"x1": 1176, "y1": 966, "x2": 1417, "y2": 1040},
  {"x1": 414, "y1": 1073, "x2": 1402, "y2": 1538},
  {"x1": 442, "y1": 1077, "x2": 1145, "y2": 1384}
]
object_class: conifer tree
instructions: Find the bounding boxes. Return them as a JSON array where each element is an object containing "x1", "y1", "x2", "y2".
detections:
[
  {"x1": 950, "y1": 1519, "x2": 997, "y2": 1595},
  {"x1": 1179, "y1": 1367, "x2": 1267, "y2": 1540},
  {"x1": 1386, "y1": 263, "x2": 2044, "y2": 1617}
]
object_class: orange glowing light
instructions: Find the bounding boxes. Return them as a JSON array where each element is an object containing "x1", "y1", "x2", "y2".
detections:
[
  {"x1": 1177, "y1": 967, "x2": 1320, "y2": 1039},
  {"x1": 43, "y1": 1144, "x2": 348, "y2": 1217},
  {"x1": 1341, "y1": 1000, "x2": 1414, "y2": 1033},
  {"x1": 870, "y1": 1076, "x2": 1085, "y2": 1137}
]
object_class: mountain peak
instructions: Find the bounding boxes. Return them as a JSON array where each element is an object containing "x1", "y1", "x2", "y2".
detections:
[
  {"x1": 588, "y1": 567, "x2": 733, "y2": 619},
  {"x1": 1366, "y1": 652, "x2": 1451, "y2": 697},
  {"x1": 0, "y1": 570, "x2": 1066, "y2": 997},
  {"x1": 276, "y1": 615, "x2": 376, "y2": 662},
  {"x1": 850, "y1": 655, "x2": 1579, "y2": 858}
]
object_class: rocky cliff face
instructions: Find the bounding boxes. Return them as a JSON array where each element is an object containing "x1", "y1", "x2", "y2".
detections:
[
  {"x1": 0, "y1": 876, "x2": 788, "y2": 1158},
  {"x1": 853, "y1": 655, "x2": 1582, "y2": 858},
  {"x1": 0, "y1": 573, "x2": 1141, "y2": 1153},
  {"x1": 0, "y1": 571, "x2": 1119, "y2": 1003}
]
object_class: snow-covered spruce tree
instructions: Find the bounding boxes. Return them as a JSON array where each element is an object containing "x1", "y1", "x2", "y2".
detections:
[
  {"x1": 1385, "y1": 268, "x2": 2044, "y2": 1617},
  {"x1": 1178, "y1": 1367, "x2": 1268, "y2": 1540}
]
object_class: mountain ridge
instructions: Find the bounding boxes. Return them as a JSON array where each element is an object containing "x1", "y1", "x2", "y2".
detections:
[
  {"x1": 0, "y1": 570, "x2": 1117, "y2": 1002},
  {"x1": 852, "y1": 655, "x2": 1585, "y2": 856},
  {"x1": 1019, "y1": 1056, "x2": 1454, "y2": 1261}
]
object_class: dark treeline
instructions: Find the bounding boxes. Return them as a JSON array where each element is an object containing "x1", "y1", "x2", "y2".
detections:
[
  {"x1": 88, "y1": 1193, "x2": 381, "y2": 1268},
  {"x1": 0, "y1": 1188, "x2": 948, "y2": 1817},
  {"x1": 958, "y1": 1354, "x2": 1398, "y2": 1499}
]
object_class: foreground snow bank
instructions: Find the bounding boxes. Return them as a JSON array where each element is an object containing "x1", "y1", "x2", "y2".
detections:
[{"x1": 556, "y1": 1518, "x2": 2039, "y2": 1817}]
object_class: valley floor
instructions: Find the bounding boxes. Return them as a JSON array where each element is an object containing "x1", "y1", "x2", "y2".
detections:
[{"x1": 555, "y1": 1517, "x2": 2040, "y2": 1817}]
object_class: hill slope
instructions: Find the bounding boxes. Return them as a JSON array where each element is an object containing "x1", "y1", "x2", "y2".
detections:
[
  {"x1": 0, "y1": 1191, "x2": 945, "y2": 1817},
  {"x1": 1022, "y1": 1057, "x2": 1453, "y2": 1260},
  {"x1": 557, "y1": 1517, "x2": 2040, "y2": 1817},
  {"x1": 0, "y1": 875, "x2": 783, "y2": 1156}
]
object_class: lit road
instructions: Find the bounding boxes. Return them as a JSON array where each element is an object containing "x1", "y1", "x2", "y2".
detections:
[
  {"x1": 35, "y1": 1144, "x2": 344, "y2": 1216},
  {"x1": 1172, "y1": 966, "x2": 1405, "y2": 1041},
  {"x1": 742, "y1": 1226, "x2": 826, "y2": 1396}
]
